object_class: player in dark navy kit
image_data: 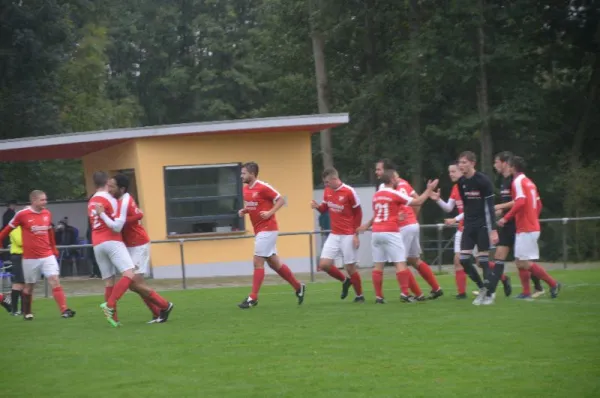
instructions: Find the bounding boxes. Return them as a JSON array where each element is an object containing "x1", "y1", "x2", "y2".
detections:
[
  {"x1": 493, "y1": 152, "x2": 544, "y2": 298},
  {"x1": 456, "y1": 151, "x2": 500, "y2": 305}
]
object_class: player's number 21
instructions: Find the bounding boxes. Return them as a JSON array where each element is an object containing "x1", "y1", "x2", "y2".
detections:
[{"x1": 374, "y1": 203, "x2": 389, "y2": 222}]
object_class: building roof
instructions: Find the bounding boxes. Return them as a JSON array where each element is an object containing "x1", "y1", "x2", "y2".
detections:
[{"x1": 0, "y1": 113, "x2": 349, "y2": 161}]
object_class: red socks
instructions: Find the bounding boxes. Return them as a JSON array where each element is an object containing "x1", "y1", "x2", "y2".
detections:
[
  {"x1": 107, "y1": 276, "x2": 133, "y2": 308},
  {"x1": 518, "y1": 268, "x2": 531, "y2": 295},
  {"x1": 325, "y1": 266, "x2": 346, "y2": 282},
  {"x1": 372, "y1": 269, "x2": 384, "y2": 298},
  {"x1": 395, "y1": 270, "x2": 411, "y2": 296},
  {"x1": 350, "y1": 272, "x2": 363, "y2": 296},
  {"x1": 416, "y1": 261, "x2": 440, "y2": 291},
  {"x1": 147, "y1": 290, "x2": 169, "y2": 310},
  {"x1": 408, "y1": 271, "x2": 422, "y2": 296},
  {"x1": 455, "y1": 269, "x2": 467, "y2": 294},
  {"x1": 52, "y1": 286, "x2": 68, "y2": 313},
  {"x1": 22, "y1": 293, "x2": 32, "y2": 314},
  {"x1": 142, "y1": 297, "x2": 161, "y2": 317},
  {"x1": 529, "y1": 263, "x2": 557, "y2": 288},
  {"x1": 250, "y1": 268, "x2": 265, "y2": 300},
  {"x1": 105, "y1": 286, "x2": 118, "y2": 321},
  {"x1": 276, "y1": 264, "x2": 301, "y2": 291}
]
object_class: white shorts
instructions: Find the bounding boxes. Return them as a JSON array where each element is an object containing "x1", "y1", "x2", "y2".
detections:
[
  {"x1": 372, "y1": 232, "x2": 406, "y2": 264},
  {"x1": 320, "y1": 234, "x2": 358, "y2": 264},
  {"x1": 127, "y1": 243, "x2": 150, "y2": 275},
  {"x1": 515, "y1": 232, "x2": 540, "y2": 261},
  {"x1": 454, "y1": 231, "x2": 478, "y2": 256},
  {"x1": 22, "y1": 256, "x2": 59, "y2": 284},
  {"x1": 400, "y1": 223, "x2": 421, "y2": 258},
  {"x1": 254, "y1": 231, "x2": 278, "y2": 257},
  {"x1": 94, "y1": 241, "x2": 135, "y2": 279}
]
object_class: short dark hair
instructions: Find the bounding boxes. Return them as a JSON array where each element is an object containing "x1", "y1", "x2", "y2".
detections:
[
  {"x1": 459, "y1": 151, "x2": 477, "y2": 163},
  {"x1": 509, "y1": 156, "x2": 526, "y2": 173},
  {"x1": 378, "y1": 158, "x2": 397, "y2": 171},
  {"x1": 322, "y1": 167, "x2": 339, "y2": 179},
  {"x1": 495, "y1": 151, "x2": 513, "y2": 163},
  {"x1": 93, "y1": 171, "x2": 108, "y2": 188},
  {"x1": 242, "y1": 162, "x2": 259, "y2": 177},
  {"x1": 380, "y1": 169, "x2": 396, "y2": 185},
  {"x1": 112, "y1": 173, "x2": 129, "y2": 192}
]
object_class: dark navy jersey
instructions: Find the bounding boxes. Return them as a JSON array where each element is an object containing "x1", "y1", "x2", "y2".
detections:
[
  {"x1": 499, "y1": 175, "x2": 513, "y2": 204},
  {"x1": 458, "y1": 171, "x2": 496, "y2": 230}
]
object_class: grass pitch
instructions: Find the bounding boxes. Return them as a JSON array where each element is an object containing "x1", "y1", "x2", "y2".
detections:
[{"x1": 3, "y1": 269, "x2": 600, "y2": 397}]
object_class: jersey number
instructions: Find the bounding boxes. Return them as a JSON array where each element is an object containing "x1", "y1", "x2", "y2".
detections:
[
  {"x1": 374, "y1": 203, "x2": 390, "y2": 222},
  {"x1": 90, "y1": 210, "x2": 102, "y2": 229}
]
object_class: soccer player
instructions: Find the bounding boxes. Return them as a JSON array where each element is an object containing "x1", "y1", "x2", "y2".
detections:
[
  {"x1": 456, "y1": 151, "x2": 500, "y2": 305},
  {"x1": 358, "y1": 170, "x2": 438, "y2": 303},
  {"x1": 8, "y1": 226, "x2": 25, "y2": 314},
  {"x1": 0, "y1": 190, "x2": 75, "y2": 319},
  {"x1": 88, "y1": 171, "x2": 138, "y2": 327},
  {"x1": 498, "y1": 156, "x2": 561, "y2": 298},
  {"x1": 493, "y1": 152, "x2": 543, "y2": 298},
  {"x1": 97, "y1": 174, "x2": 174, "y2": 323},
  {"x1": 374, "y1": 159, "x2": 443, "y2": 300},
  {"x1": 311, "y1": 167, "x2": 364, "y2": 302},
  {"x1": 237, "y1": 162, "x2": 305, "y2": 309}
]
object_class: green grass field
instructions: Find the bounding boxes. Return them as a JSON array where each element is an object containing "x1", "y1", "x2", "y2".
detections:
[{"x1": 4, "y1": 269, "x2": 600, "y2": 398}]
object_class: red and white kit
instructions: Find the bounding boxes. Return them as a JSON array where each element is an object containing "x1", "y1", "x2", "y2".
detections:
[
  {"x1": 371, "y1": 188, "x2": 413, "y2": 263},
  {"x1": 243, "y1": 180, "x2": 281, "y2": 257},
  {"x1": 436, "y1": 183, "x2": 468, "y2": 254},
  {"x1": 88, "y1": 191, "x2": 135, "y2": 278},
  {"x1": 119, "y1": 193, "x2": 151, "y2": 275},
  {"x1": 502, "y1": 174, "x2": 542, "y2": 261},
  {"x1": 316, "y1": 183, "x2": 362, "y2": 264},
  {"x1": 379, "y1": 178, "x2": 421, "y2": 258},
  {"x1": 7, "y1": 207, "x2": 59, "y2": 283}
]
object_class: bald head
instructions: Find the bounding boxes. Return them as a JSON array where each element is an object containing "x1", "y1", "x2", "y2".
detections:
[{"x1": 29, "y1": 190, "x2": 47, "y2": 211}]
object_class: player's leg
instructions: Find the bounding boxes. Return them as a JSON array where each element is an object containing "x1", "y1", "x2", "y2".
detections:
[
  {"x1": 383, "y1": 232, "x2": 414, "y2": 302},
  {"x1": 100, "y1": 242, "x2": 137, "y2": 326},
  {"x1": 0, "y1": 292, "x2": 11, "y2": 313},
  {"x1": 516, "y1": 232, "x2": 560, "y2": 298},
  {"x1": 453, "y1": 231, "x2": 467, "y2": 299},
  {"x1": 473, "y1": 226, "x2": 495, "y2": 305},
  {"x1": 404, "y1": 225, "x2": 441, "y2": 299},
  {"x1": 266, "y1": 254, "x2": 305, "y2": 304},
  {"x1": 239, "y1": 253, "x2": 266, "y2": 308},
  {"x1": 459, "y1": 227, "x2": 484, "y2": 290},
  {"x1": 20, "y1": 259, "x2": 42, "y2": 320},
  {"x1": 95, "y1": 244, "x2": 119, "y2": 322},
  {"x1": 340, "y1": 235, "x2": 363, "y2": 302},
  {"x1": 371, "y1": 233, "x2": 386, "y2": 303},
  {"x1": 10, "y1": 254, "x2": 24, "y2": 315},
  {"x1": 400, "y1": 227, "x2": 425, "y2": 300},
  {"x1": 319, "y1": 234, "x2": 352, "y2": 298},
  {"x1": 41, "y1": 256, "x2": 75, "y2": 317}
]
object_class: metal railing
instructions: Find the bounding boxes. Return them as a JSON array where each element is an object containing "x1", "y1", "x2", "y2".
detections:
[{"x1": 1, "y1": 216, "x2": 598, "y2": 297}]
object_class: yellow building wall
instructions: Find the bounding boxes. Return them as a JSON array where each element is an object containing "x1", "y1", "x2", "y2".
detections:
[
  {"x1": 134, "y1": 131, "x2": 315, "y2": 267},
  {"x1": 81, "y1": 141, "x2": 140, "y2": 195}
]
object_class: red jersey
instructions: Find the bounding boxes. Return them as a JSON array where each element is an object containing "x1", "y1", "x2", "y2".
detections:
[
  {"x1": 317, "y1": 183, "x2": 362, "y2": 235},
  {"x1": 449, "y1": 184, "x2": 464, "y2": 232},
  {"x1": 371, "y1": 188, "x2": 412, "y2": 232},
  {"x1": 8, "y1": 207, "x2": 54, "y2": 259},
  {"x1": 505, "y1": 174, "x2": 541, "y2": 233},
  {"x1": 120, "y1": 193, "x2": 150, "y2": 247},
  {"x1": 243, "y1": 180, "x2": 281, "y2": 233},
  {"x1": 88, "y1": 191, "x2": 123, "y2": 245},
  {"x1": 379, "y1": 179, "x2": 418, "y2": 228}
]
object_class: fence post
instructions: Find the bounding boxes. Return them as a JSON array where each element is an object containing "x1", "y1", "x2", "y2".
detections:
[
  {"x1": 562, "y1": 218, "x2": 569, "y2": 269},
  {"x1": 436, "y1": 224, "x2": 444, "y2": 273},
  {"x1": 179, "y1": 239, "x2": 187, "y2": 289},
  {"x1": 308, "y1": 233, "x2": 315, "y2": 282}
]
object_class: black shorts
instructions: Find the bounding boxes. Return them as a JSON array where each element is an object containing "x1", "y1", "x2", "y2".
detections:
[
  {"x1": 9, "y1": 254, "x2": 24, "y2": 284},
  {"x1": 460, "y1": 224, "x2": 491, "y2": 252},
  {"x1": 498, "y1": 222, "x2": 516, "y2": 247}
]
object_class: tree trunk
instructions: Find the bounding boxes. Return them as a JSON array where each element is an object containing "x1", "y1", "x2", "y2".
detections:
[
  {"x1": 476, "y1": 0, "x2": 493, "y2": 176},
  {"x1": 408, "y1": 0, "x2": 422, "y2": 193},
  {"x1": 308, "y1": 0, "x2": 333, "y2": 169}
]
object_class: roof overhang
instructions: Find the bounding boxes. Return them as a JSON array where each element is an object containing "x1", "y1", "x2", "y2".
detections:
[{"x1": 0, "y1": 113, "x2": 348, "y2": 161}]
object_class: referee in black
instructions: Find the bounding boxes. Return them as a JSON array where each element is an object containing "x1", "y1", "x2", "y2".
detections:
[{"x1": 457, "y1": 151, "x2": 500, "y2": 305}]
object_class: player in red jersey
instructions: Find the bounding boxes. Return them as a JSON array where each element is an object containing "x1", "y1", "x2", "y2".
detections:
[
  {"x1": 237, "y1": 162, "x2": 305, "y2": 309},
  {"x1": 374, "y1": 159, "x2": 443, "y2": 300},
  {"x1": 0, "y1": 190, "x2": 75, "y2": 320},
  {"x1": 311, "y1": 167, "x2": 364, "y2": 302},
  {"x1": 358, "y1": 170, "x2": 438, "y2": 303},
  {"x1": 498, "y1": 156, "x2": 561, "y2": 298},
  {"x1": 97, "y1": 174, "x2": 174, "y2": 324},
  {"x1": 88, "y1": 171, "x2": 138, "y2": 327}
]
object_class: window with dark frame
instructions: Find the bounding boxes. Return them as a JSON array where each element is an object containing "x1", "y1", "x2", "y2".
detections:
[{"x1": 164, "y1": 163, "x2": 245, "y2": 235}]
